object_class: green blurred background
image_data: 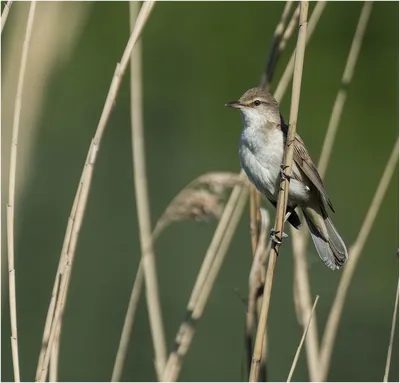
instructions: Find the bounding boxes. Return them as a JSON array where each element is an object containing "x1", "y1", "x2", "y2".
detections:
[{"x1": 1, "y1": 1, "x2": 399, "y2": 382}]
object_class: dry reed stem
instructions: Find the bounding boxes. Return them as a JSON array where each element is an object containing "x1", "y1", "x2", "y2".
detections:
[
  {"x1": 35, "y1": 3, "x2": 156, "y2": 381},
  {"x1": 48, "y1": 259, "x2": 75, "y2": 382},
  {"x1": 49, "y1": 320, "x2": 61, "y2": 382},
  {"x1": 163, "y1": 181, "x2": 249, "y2": 382},
  {"x1": 383, "y1": 281, "x2": 399, "y2": 382},
  {"x1": 252, "y1": 4, "x2": 300, "y2": 377},
  {"x1": 275, "y1": 1, "x2": 326, "y2": 103},
  {"x1": 290, "y1": 4, "x2": 373, "y2": 380},
  {"x1": 261, "y1": 3, "x2": 300, "y2": 92},
  {"x1": 111, "y1": 173, "x2": 238, "y2": 381},
  {"x1": 253, "y1": 0, "x2": 296, "y2": 270},
  {"x1": 1, "y1": 0, "x2": 13, "y2": 33},
  {"x1": 249, "y1": 2, "x2": 309, "y2": 381},
  {"x1": 38, "y1": 156, "x2": 95, "y2": 382},
  {"x1": 191, "y1": 172, "x2": 244, "y2": 191},
  {"x1": 290, "y1": 225, "x2": 320, "y2": 381},
  {"x1": 253, "y1": 0, "x2": 294, "y2": 289},
  {"x1": 194, "y1": 186, "x2": 249, "y2": 319},
  {"x1": 35, "y1": 177, "x2": 84, "y2": 380},
  {"x1": 248, "y1": 209, "x2": 270, "y2": 333},
  {"x1": 46, "y1": 181, "x2": 84, "y2": 381},
  {"x1": 153, "y1": 189, "x2": 224, "y2": 238},
  {"x1": 111, "y1": 265, "x2": 144, "y2": 382},
  {"x1": 128, "y1": 2, "x2": 166, "y2": 378},
  {"x1": 287, "y1": 295, "x2": 319, "y2": 382},
  {"x1": 259, "y1": 1, "x2": 293, "y2": 89},
  {"x1": 318, "y1": 138, "x2": 399, "y2": 381},
  {"x1": 279, "y1": 6, "x2": 300, "y2": 54},
  {"x1": 246, "y1": 209, "x2": 270, "y2": 372},
  {"x1": 41, "y1": 161, "x2": 87, "y2": 381},
  {"x1": 187, "y1": 173, "x2": 248, "y2": 312},
  {"x1": 318, "y1": 1, "x2": 373, "y2": 178},
  {"x1": 249, "y1": 185, "x2": 261, "y2": 255},
  {"x1": 255, "y1": 0, "x2": 297, "y2": 257},
  {"x1": 7, "y1": 2, "x2": 36, "y2": 381}
]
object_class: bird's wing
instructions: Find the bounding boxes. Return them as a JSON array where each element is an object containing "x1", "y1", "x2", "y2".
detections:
[
  {"x1": 293, "y1": 134, "x2": 335, "y2": 212},
  {"x1": 279, "y1": 115, "x2": 335, "y2": 212}
]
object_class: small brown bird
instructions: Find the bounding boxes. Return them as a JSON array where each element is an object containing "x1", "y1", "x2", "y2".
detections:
[{"x1": 226, "y1": 87, "x2": 348, "y2": 270}]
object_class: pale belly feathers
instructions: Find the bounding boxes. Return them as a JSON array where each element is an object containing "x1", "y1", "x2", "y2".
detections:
[{"x1": 239, "y1": 125, "x2": 311, "y2": 207}]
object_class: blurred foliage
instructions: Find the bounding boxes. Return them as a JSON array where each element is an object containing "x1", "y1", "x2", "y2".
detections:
[{"x1": 1, "y1": 2, "x2": 398, "y2": 382}]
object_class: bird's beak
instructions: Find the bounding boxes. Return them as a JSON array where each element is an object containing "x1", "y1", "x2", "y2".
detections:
[{"x1": 225, "y1": 100, "x2": 244, "y2": 109}]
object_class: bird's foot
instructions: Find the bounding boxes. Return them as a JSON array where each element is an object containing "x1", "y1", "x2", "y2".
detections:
[
  {"x1": 270, "y1": 229, "x2": 288, "y2": 245},
  {"x1": 280, "y1": 165, "x2": 292, "y2": 181}
]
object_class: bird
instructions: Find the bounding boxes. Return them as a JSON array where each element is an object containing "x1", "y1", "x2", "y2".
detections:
[{"x1": 226, "y1": 87, "x2": 348, "y2": 270}]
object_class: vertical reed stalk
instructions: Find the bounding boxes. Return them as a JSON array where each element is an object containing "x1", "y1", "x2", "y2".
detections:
[
  {"x1": 287, "y1": 295, "x2": 319, "y2": 382},
  {"x1": 318, "y1": 138, "x2": 399, "y2": 381},
  {"x1": 7, "y1": 2, "x2": 36, "y2": 381},
  {"x1": 318, "y1": 2, "x2": 373, "y2": 179},
  {"x1": 249, "y1": 2, "x2": 309, "y2": 381},
  {"x1": 290, "y1": 4, "x2": 373, "y2": 380},
  {"x1": 383, "y1": 281, "x2": 399, "y2": 382},
  {"x1": 1, "y1": 0, "x2": 13, "y2": 33},
  {"x1": 129, "y1": 1, "x2": 167, "y2": 378},
  {"x1": 35, "y1": 3, "x2": 156, "y2": 380}
]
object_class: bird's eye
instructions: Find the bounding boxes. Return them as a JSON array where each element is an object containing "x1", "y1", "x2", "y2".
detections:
[{"x1": 253, "y1": 100, "x2": 261, "y2": 106}]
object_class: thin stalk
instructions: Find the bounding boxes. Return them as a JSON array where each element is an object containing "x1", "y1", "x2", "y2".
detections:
[
  {"x1": 278, "y1": 6, "x2": 300, "y2": 55},
  {"x1": 1, "y1": 0, "x2": 13, "y2": 33},
  {"x1": 249, "y1": 2, "x2": 309, "y2": 381},
  {"x1": 111, "y1": 266, "x2": 144, "y2": 382},
  {"x1": 274, "y1": 1, "x2": 326, "y2": 103},
  {"x1": 287, "y1": 295, "x2": 319, "y2": 382},
  {"x1": 163, "y1": 181, "x2": 249, "y2": 382},
  {"x1": 35, "y1": 3, "x2": 156, "y2": 381},
  {"x1": 129, "y1": 1, "x2": 166, "y2": 378},
  {"x1": 318, "y1": 138, "x2": 399, "y2": 381},
  {"x1": 383, "y1": 281, "x2": 399, "y2": 382},
  {"x1": 253, "y1": 0, "x2": 297, "y2": 278},
  {"x1": 290, "y1": 4, "x2": 373, "y2": 380},
  {"x1": 262, "y1": 3, "x2": 300, "y2": 91},
  {"x1": 318, "y1": 1, "x2": 373, "y2": 178},
  {"x1": 49, "y1": 320, "x2": 61, "y2": 382},
  {"x1": 252, "y1": 4, "x2": 301, "y2": 378},
  {"x1": 259, "y1": 1, "x2": 294, "y2": 89},
  {"x1": 7, "y1": 2, "x2": 36, "y2": 381},
  {"x1": 291, "y1": 226, "x2": 320, "y2": 381},
  {"x1": 247, "y1": 210, "x2": 270, "y2": 374},
  {"x1": 111, "y1": 174, "x2": 242, "y2": 380},
  {"x1": 249, "y1": 185, "x2": 261, "y2": 255},
  {"x1": 35, "y1": 177, "x2": 84, "y2": 380},
  {"x1": 187, "y1": 174, "x2": 248, "y2": 312}
]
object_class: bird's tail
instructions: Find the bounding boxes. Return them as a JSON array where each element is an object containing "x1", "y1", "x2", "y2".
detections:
[{"x1": 302, "y1": 206, "x2": 348, "y2": 270}]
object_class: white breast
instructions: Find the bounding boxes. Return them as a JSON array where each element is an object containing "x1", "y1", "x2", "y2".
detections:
[
  {"x1": 239, "y1": 123, "x2": 283, "y2": 200},
  {"x1": 238, "y1": 120, "x2": 311, "y2": 206}
]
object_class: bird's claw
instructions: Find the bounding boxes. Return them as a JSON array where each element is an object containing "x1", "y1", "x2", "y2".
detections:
[
  {"x1": 270, "y1": 229, "x2": 288, "y2": 245},
  {"x1": 280, "y1": 164, "x2": 292, "y2": 181}
]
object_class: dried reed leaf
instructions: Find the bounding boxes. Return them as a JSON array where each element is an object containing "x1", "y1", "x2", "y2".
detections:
[
  {"x1": 153, "y1": 172, "x2": 244, "y2": 240},
  {"x1": 190, "y1": 171, "x2": 245, "y2": 194},
  {"x1": 153, "y1": 189, "x2": 223, "y2": 239}
]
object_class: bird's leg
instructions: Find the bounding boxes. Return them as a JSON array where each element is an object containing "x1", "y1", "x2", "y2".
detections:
[
  {"x1": 269, "y1": 206, "x2": 294, "y2": 245},
  {"x1": 274, "y1": 166, "x2": 295, "y2": 244},
  {"x1": 280, "y1": 164, "x2": 292, "y2": 181},
  {"x1": 269, "y1": 229, "x2": 288, "y2": 245},
  {"x1": 284, "y1": 208, "x2": 294, "y2": 223}
]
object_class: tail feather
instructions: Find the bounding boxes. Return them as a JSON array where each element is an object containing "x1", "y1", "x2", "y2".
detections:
[{"x1": 302, "y1": 207, "x2": 348, "y2": 270}]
